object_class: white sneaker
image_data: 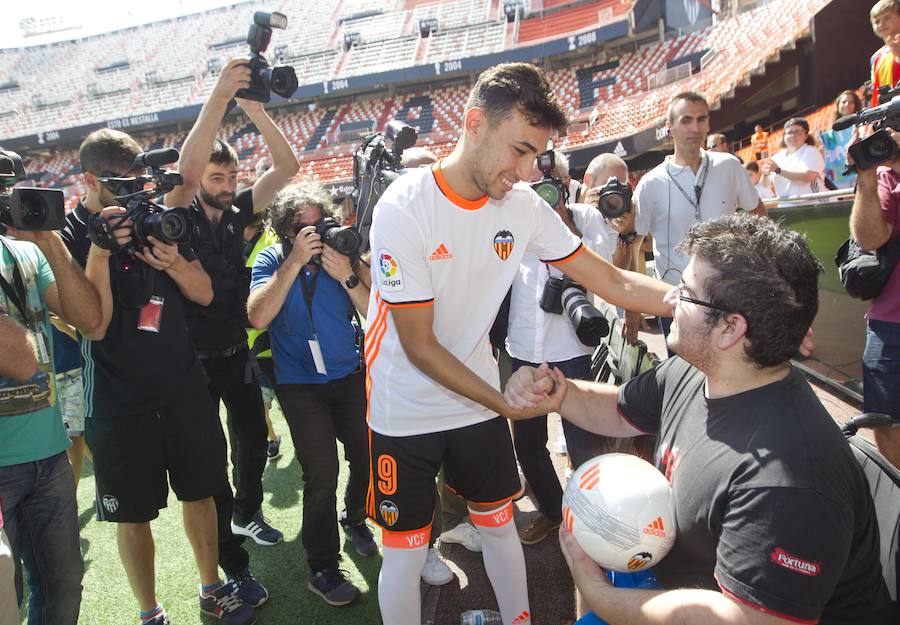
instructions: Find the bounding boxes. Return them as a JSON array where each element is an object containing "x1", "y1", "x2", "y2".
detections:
[
  {"x1": 439, "y1": 522, "x2": 482, "y2": 552},
  {"x1": 420, "y1": 547, "x2": 454, "y2": 586}
]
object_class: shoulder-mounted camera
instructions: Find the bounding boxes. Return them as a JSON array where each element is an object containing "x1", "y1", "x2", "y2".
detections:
[
  {"x1": 835, "y1": 86, "x2": 900, "y2": 172},
  {"x1": 0, "y1": 150, "x2": 66, "y2": 234}
]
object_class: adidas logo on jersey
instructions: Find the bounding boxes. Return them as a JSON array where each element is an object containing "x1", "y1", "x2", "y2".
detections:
[{"x1": 429, "y1": 243, "x2": 453, "y2": 261}]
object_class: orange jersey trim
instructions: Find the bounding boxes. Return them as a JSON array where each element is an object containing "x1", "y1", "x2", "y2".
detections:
[
  {"x1": 544, "y1": 243, "x2": 586, "y2": 265},
  {"x1": 384, "y1": 299, "x2": 435, "y2": 309},
  {"x1": 432, "y1": 161, "x2": 489, "y2": 210},
  {"x1": 381, "y1": 525, "x2": 432, "y2": 549}
]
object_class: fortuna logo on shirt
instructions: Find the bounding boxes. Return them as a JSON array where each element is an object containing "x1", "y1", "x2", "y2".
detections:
[
  {"x1": 493, "y1": 230, "x2": 514, "y2": 261},
  {"x1": 769, "y1": 547, "x2": 821, "y2": 577},
  {"x1": 428, "y1": 243, "x2": 453, "y2": 261}
]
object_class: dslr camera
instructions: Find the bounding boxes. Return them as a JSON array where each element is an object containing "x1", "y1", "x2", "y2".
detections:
[
  {"x1": 595, "y1": 176, "x2": 632, "y2": 219},
  {"x1": 89, "y1": 148, "x2": 191, "y2": 255},
  {"x1": 531, "y1": 145, "x2": 568, "y2": 208},
  {"x1": 0, "y1": 150, "x2": 66, "y2": 233},
  {"x1": 236, "y1": 11, "x2": 299, "y2": 103},
  {"x1": 310, "y1": 216, "x2": 362, "y2": 265},
  {"x1": 352, "y1": 119, "x2": 418, "y2": 256},
  {"x1": 539, "y1": 276, "x2": 609, "y2": 346},
  {"x1": 833, "y1": 86, "x2": 900, "y2": 171}
]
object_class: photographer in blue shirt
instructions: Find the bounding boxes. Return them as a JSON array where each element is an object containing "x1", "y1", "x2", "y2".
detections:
[{"x1": 248, "y1": 180, "x2": 373, "y2": 607}]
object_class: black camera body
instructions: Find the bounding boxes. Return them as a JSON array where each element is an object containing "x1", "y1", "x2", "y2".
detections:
[
  {"x1": 352, "y1": 120, "x2": 418, "y2": 256},
  {"x1": 539, "y1": 276, "x2": 609, "y2": 346},
  {"x1": 0, "y1": 150, "x2": 66, "y2": 233},
  {"x1": 90, "y1": 148, "x2": 191, "y2": 255},
  {"x1": 531, "y1": 147, "x2": 567, "y2": 208},
  {"x1": 834, "y1": 88, "x2": 900, "y2": 171},
  {"x1": 236, "y1": 12, "x2": 298, "y2": 103},
  {"x1": 310, "y1": 216, "x2": 362, "y2": 265},
  {"x1": 596, "y1": 176, "x2": 632, "y2": 219}
]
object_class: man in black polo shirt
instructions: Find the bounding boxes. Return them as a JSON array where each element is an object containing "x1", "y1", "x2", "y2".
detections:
[
  {"x1": 505, "y1": 215, "x2": 896, "y2": 625},
  {"x1": 61, "y1": 128, "x2": 260, "y2": 625},
  {"x1": 164, "y1": 58, "x2": 299, "y2": 547}
]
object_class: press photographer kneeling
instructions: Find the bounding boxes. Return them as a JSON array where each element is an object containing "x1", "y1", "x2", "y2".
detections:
[
  {"x1": 506, "y1": 149, "x2": 630, "y2": 545},
  {"x1": 247, "y1": 181, "x2": 373, "y2": 607}
]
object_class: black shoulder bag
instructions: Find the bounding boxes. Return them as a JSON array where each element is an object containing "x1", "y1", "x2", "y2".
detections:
[{"x1": 835, "y1": 235, "x2": 900, "y2": 301}]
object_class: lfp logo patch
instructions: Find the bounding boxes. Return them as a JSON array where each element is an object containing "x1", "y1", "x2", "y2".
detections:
[
  {"x1": 493, "y1": 230, "x2": 514, "y2": 261},
  {"x1": 378, "y1": 250, "x2": 404, "y2": 292}
]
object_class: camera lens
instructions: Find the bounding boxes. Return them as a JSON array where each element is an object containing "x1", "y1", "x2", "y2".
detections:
[
  {"x1": 270, "y1": 66, "x2": 298, "y2": 99},
  {"x1": 562, "y1": 286, "x2": 609, "y2": 346},
  {"x1": 160, "y1": 212, "x2": 188, "y2": 241},
  {"x1": 19, "y1": 195, "x2": 48, "y2": 229},
  {"x1": 325, "y1": 225, "x2": 362, "y2": 255},
  {"x1": 533, "y1": 181, "x2": 561, "y2": 207},
  {"x1": 866, "y1": 135, "x2": 894, "y2": 160}
]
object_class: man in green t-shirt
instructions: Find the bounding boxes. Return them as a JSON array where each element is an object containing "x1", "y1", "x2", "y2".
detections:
[{"x1": 0, "y1": 225, "x2": 101, "y2": 625}]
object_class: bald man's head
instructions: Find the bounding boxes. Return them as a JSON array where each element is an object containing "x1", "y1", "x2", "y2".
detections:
[{"x1": 583, "y1": 153, "x2": 628, "y2": 190}]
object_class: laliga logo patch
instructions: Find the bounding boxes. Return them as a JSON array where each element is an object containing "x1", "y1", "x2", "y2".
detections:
[
  {"x1": 627, "y1": 552, "x2": 653, "y2": 571},
  {"x1": 493, "y1": 230, "x2": 514, "y2": 261},
  {"x1": 380, "y1": 500, "x2": 400, "y2": 527},
  {"x1": 102, "y1": 495, "x2": 119, "y2": 514},
  {"x1": 378, "y1": 250, "x2": 404, "y2": 292}
]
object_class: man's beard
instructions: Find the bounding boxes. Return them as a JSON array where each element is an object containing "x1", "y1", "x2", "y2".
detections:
[
  {"x1": 667, "y1": 318, "x2": 715, "y2": 373},
  {"x1": 200, "y1": 186, "x2": 234, "y2": 211}
]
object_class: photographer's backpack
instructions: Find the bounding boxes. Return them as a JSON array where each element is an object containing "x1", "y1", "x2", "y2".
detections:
[{"x1": 841, "y1": 414, "x2": 900, "y2": 609}]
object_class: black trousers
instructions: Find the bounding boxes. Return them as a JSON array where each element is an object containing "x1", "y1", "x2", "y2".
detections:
[
  {"x1": 511, "y1": 355, "x2": 605, "y2": 522},
  {"x1": 275, "y1": 370, "x2": 369, "y2": 572},
  {"x1": 201, "y1": 350, "x2": 268, "y2": 525}
]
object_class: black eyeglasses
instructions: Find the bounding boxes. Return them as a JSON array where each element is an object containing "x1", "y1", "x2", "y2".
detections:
[{"x1": 675, "y1": 285, "x2": 732, "y2": 313}]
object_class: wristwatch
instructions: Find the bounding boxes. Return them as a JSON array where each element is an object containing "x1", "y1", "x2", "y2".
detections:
[
  {"x1": 343, "y1": 274, "x2": 360, "y2": 290},
  {"x1": 774, "y1": 166, "x2": 782, "y2": 175}
]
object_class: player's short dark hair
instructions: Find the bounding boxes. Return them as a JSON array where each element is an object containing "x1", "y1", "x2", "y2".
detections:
[
  {"x1": 677, "y1": 215, "x2": 822, "y2": 368},
  {"x1": 210, "y1": 138, "x2": 239, "y2": 167},
  {"x1": 79, "y1": 129, "x2": 142, "y2": 176},
  {"x1": 465, "y1": 63, "x2": 568, "y2": 131},
  {"x1": 667, "y1": 91, "x2": 709, "y2": 124}
]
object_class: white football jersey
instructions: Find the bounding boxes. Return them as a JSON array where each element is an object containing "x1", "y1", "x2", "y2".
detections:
[{"x1": 366, "y1": 163, "x2": 582, "y2": 436}]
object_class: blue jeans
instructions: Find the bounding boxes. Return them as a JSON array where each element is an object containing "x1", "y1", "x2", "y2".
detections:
[
  {"x1": 863, "y1": 319, "x2": 900, "y2": 423},
  {"x1": 0, "y1": 451, "x2": 83, "y2": 625}
]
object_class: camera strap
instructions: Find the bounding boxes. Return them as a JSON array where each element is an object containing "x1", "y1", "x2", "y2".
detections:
[
  {"x1": 666, "y1": 153, "x2": 709, "y2": 221},
  {"x1": 0, "y1": 237, "x2": 32, "y2": 328},
  {"x1": 298, "y1": 269, "x2": 320, "y2": 336}
]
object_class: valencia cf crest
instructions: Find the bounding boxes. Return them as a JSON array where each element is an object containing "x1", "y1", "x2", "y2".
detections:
[
  {"x1": 380, "y1": 500, "x2": 400, "y2": 527},
  {"x1": 627, "y1": 552, "x2": 653, "y2": 571},
  {"x1": 493, "y1": 230, "x2": 514, "y2": 261}
]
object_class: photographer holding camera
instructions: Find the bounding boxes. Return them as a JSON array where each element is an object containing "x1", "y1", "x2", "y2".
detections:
[
  {"x1": 61, "y1": 129, "x2": 258, "y2": 625},
  {"x1": 247, "y1": 181, "x2": 372, "y2": 607},
  {"x1": 0, "y1": 151, "x2": 101, "y2": 625},
  {"x1": 163, "y1": 49, "x2": 301, "y2": 550},
  {"x1": 507, "y1": 149, "x2": 622, "y2": 545},
  {"x1": 849, "y1": 126, "x2": 900, "y2": 469}
]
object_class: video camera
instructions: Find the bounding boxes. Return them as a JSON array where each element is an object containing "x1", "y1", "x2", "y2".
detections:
[
  {"x1": 539, "y1": 275, "x2": 609, "y2": 346},
  {"x1": 595, "y1": 176, "x2": 632, "y2": 219},
  {"x1": 352, "y1": 120, "x2": 418, "y2": 256},
  {"x1": 0, "y1": 150, "x2": 66, "y2": 234},
  {"x1": 834, "y1": 86, "x2": 900, "y2": 171},
  {"x1": 531, "y1": 144, "x2": 568, "y2": 208},
  {"x1": 89, "y1": 148, "x2": 191, "y2": 255},
  {"x1": 235, "y1": 11, "x2": 299, "y2": 103}
]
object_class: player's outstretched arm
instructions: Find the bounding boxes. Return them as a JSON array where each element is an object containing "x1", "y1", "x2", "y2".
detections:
[
  {"x1": 391, "y1": 304, "x2": 517, "y2": 418},
  {"x1": 557, "y1": 248, "x2": 672, "y2": 318}
]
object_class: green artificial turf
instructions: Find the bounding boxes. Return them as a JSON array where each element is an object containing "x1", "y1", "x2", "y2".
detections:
[{"x1": 19, "y1": 404, "x2": 385, "y2": 625}]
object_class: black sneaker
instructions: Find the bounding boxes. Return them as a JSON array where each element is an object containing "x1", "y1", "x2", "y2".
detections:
[
  {"x1": 307, "y1": 568, "x2": 361, "y2": 606},
  {"x1": 266, "y1": 436, "x2": 282, "y2": 460},
  {"x1": 340, "y1": 516, "x2": 378, "y2": 557},
  {"x1": 199, "y1": 580, "x2": 256, "y2": 624},
  {"x1": 228, "y1": 567, "x2": 269, "y2": 608}
]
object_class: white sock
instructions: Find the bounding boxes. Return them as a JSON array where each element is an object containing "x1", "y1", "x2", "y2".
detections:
[
  {"x1": 470, "y1": 502, "x2": 531, "y2": 625},
  {"x1": 378, "y1": 528, "x2": 430, "y2": 625}
]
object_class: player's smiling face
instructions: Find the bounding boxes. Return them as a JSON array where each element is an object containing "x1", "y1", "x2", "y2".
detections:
[{"x1": 470, "y1": 107, "x2": 550, "y2": 201}]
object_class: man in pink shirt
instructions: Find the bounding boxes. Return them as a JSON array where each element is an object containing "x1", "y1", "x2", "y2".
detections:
[{"x1": 849, "y1": 129, "x2": 900, "y2": 469}]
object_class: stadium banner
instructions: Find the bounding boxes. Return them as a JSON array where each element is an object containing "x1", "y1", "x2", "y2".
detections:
[{"x1": 3, "y1": 20, "x2": 629, "y2": 151}]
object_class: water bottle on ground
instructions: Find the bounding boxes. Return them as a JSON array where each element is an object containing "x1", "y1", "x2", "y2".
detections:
[{"x1": 460, "y1": 609, "x2": 503, "y2": 625}]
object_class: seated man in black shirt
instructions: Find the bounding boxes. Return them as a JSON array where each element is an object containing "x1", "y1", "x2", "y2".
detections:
[
  {"x1": 164, "y1": 57, "x2": 300, "y2": 547},
  {"x1": 505, "y1": 215, "x2": 896, "y2": 625},
  {"x1": 61, "y1": 128, "x2": 259, "y2": 625}
]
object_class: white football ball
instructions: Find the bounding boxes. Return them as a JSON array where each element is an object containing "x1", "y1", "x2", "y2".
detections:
[{"x1": 562, "y1": 453, "x2": 676, "y2": 572}]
